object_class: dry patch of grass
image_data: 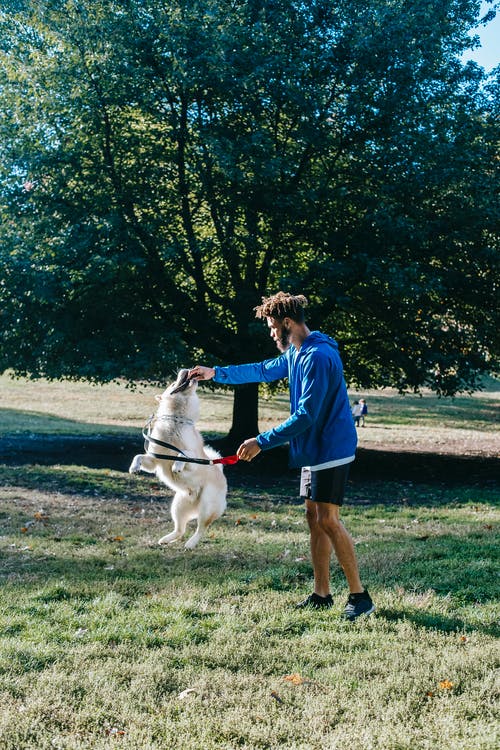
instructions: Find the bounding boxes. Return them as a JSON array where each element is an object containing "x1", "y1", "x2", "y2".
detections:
[{"x1": 0, "y1": 372, "x2": 289, "y2": 438}]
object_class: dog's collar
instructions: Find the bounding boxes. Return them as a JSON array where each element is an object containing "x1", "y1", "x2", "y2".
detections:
[
  {"x1": 149, "y1": 413, "x2": 195, "y2": 427},
  {"x1": 155, "y1": 414, "x2": 195, "y2": 427}
]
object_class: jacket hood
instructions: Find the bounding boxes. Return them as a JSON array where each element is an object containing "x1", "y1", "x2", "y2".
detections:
[{"x1": 300, "y1": 330, "x2": 339, "y2": 352}]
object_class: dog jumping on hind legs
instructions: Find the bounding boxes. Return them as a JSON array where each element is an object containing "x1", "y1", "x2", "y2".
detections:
[{"x1": 128, "y1": 369, "x2": 228, "y2": 549}]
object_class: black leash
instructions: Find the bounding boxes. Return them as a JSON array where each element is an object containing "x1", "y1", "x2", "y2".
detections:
[
  {"x1": 142, "y1": 417, "x2": 239, "y2": 466},
  {"x1": 143, "y1": 429, "x2": 216, "y2": 465}
]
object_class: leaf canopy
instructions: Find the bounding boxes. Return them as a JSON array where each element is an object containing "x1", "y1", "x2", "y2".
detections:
[{"x1": 0, "y1": 0, "x2": 498, "y2": 395}]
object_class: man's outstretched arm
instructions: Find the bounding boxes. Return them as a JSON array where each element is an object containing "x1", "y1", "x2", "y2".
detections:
[{"x1": 188, "y1": 366, "x2": 215, "y2": 381}]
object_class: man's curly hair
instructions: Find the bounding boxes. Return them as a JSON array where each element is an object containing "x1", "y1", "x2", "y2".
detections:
[{"x1": 254, "y1": 291, "x2": 308, "y2": 323}]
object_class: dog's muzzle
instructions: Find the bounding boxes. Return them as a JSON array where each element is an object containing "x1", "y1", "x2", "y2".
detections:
[{"x1": 169, "y1": 369, "x2": 193, "y2": 394}]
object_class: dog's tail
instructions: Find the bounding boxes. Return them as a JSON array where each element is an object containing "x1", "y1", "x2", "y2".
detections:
[{"x1": 203, "y1": 445, "x2": 222, "y2": 462}]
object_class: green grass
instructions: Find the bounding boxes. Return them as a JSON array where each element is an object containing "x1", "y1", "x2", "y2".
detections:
[
  {"x1": 0, "y1": 463, "x2": 498, "y2": 750},
  {"x1": 0, "y1": 374, "x2": 498, "y2": 748}
]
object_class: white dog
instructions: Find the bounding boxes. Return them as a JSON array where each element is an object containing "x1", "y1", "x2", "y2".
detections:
[{"x1": 129, "y1": 369, "x2": 228, "y2": 549}]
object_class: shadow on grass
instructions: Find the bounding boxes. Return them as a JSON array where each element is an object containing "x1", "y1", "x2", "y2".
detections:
[
  {"x1": 0, "y1": 406, "x2": 141, "y2": 437},
  {"x1": 1, "y1": 417, "x2": 499, "y2": 484},
  {"x1": 0, "y1": 462, "x2": 152, "y2": 502},
  {"x1": 376, "y1": 608, "x2": 499, "y2": 638},
  {"x1": 0, "y1": 462, "x2": 301, "y2": 506},
  {"x1": 0, "y1": 458, "x2": 498, "y2": 516}
]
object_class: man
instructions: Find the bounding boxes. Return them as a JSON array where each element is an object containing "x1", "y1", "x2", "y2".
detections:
[{"x1": 188, "y1": 291, "x2": 375, "y2": 621}]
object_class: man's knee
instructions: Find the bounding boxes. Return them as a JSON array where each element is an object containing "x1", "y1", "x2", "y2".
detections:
[{"x1": 316, "y1": 505, "x2": 343, "y2": 534}]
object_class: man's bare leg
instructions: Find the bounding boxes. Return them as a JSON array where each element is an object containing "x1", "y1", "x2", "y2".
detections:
[
  {"x1": 306, "y1": 499, "x2": 363, "y2": 594},
  {"x1": 305, "y1": 500, "x2": 333, "y2": 597}
]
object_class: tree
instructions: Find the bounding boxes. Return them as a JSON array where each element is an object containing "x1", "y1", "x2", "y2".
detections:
[{"x1": 0, "y1": 0, "x2": 498, "y2": 447}]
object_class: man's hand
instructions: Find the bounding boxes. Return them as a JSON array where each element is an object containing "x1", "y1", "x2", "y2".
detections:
[
  {"x1": 188, "y1": 365, "x2": 215, "y2": 381},
  {"x1": 237, "y1": 438, "x2": 262, "y2": 462}
]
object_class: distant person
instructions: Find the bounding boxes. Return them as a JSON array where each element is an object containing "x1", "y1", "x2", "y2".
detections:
[
  {"x1": 351, "y1": 400, "x2": 362, "y2": 427},
  {"x1": 359, "y1": 398, "x2": 368, "y2": 427},
  {"x1": 188, "y1": 291, "x2": 375, "y2": 621}
]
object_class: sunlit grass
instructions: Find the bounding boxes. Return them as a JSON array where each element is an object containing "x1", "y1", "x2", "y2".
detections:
[
  {"x1": 0, "y1": 371, "x2": 289, "y2": 436},
  {"x1": 1, "y1": 371, "x2": 498, "y2": 437},
  {"x1": 0, "y1": 463, "x2": 498, "y2": 749}
]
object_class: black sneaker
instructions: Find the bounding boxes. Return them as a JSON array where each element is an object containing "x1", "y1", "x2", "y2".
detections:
[
  {"x1": 296, "y1": 593, "x2": 333, "y2": 610},
  {"x1": 343, "y1": 590, "x2": 375, "y2": 621}
]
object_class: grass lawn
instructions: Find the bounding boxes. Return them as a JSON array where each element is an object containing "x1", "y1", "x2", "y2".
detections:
[
  {"x1": 0, "y1": 374, "x2": 498, "y2": 748},
  {"x1": 1, "y1": 372, "x2": 499, "y2": 461}
]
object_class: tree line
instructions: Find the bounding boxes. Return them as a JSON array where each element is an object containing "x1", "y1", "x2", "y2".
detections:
[{"x1": 0, "y1": 0, "x2": 498, "y2": 441}]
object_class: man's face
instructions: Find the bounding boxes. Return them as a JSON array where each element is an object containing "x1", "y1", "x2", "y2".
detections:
[{"x1": 267, "y1": 317, "x2": 291, "y2": 352}]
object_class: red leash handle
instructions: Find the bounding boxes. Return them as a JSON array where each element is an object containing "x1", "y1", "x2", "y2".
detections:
[{"x1": 212, "y1": 454, "x2": 240, "y2": 465}]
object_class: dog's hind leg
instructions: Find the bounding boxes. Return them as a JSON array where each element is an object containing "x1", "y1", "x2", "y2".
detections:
[
  {"x1": 184, "y1": 510, "x2": 219, "y2": 550},
  {"x1": 184, "y1": 486, "x2": 223, "y2": 550},
  {"x1": 184, "y1": 481, "x2": 227, "y2": 550},
  {"x1": 158, "y1": 490, "x2": 193, "y2": 545}
]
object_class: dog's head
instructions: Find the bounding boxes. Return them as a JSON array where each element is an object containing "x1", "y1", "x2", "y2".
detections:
[
  {"x1": 155, "y1": 369, "x2": 199, "y2": 421},
  {"x1": 156, "y1": 369, "x2": 198, "y2": 402},
  {"x1": 169, "y1": 368, "x2": 197, "y2": 395}
]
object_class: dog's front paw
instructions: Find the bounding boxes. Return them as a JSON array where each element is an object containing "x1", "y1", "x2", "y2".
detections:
[
  {"x1": 172, "y1": 459, "x2": 185, "y2": 474},
  {"x1": 129, "y1": 455, "x2": 143, "y2": 474}
]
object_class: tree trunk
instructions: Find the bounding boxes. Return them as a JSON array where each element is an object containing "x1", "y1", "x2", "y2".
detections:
[{"x1": 222, "y1": 382, "x2": 260, "y2": 453}]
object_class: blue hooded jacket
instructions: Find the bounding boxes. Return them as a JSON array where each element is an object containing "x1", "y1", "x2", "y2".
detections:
[{"x1": 213, "y1": 331, "x2": 357, "y2": 469}]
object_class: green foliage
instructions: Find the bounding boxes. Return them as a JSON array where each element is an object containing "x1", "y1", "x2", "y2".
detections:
[{"x1": 0, "y1": 1, "x2": 498, "y2": 394}]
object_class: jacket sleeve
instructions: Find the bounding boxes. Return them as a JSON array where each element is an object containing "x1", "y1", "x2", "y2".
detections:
[
  {"x1": 213, "y1": 354, "x2": 288, "y2": 385},
  {"x1": 256, "y1": 352, "x2": 332, "y2": 450}
]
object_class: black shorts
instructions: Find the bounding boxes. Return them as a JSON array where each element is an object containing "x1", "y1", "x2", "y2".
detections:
[{"x1": 300, "y1": 464, "x2": 351, "y2": 506}]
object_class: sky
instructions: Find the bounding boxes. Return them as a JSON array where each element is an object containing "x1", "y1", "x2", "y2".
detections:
[{"x1": 464, "y1": 1, "x2": 500, "y2": 71}]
